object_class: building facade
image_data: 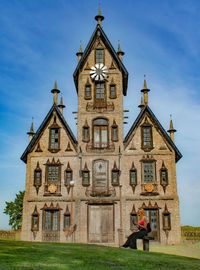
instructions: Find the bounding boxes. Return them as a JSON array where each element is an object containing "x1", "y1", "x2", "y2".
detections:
[{"x1": 21, "y1": 11, "x2": 182, "y2": 245}]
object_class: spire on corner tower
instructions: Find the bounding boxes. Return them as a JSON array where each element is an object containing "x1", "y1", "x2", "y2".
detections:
[
  {"x1": 141, "y1": 75, "x2": 150, "y2": 105},
  {"x1": 117, "y1": 41, "x2": 125, "y2": 61},
  {"x1": 76, "y1": 42, "x2": 83, "y2": 61},
  {"x1": 138, "y1": 95, "x2": 145, "y2": 109},
  {"x1": 58, "y1": 95, "x2": 66, "y2": 114},
  {"x1": 27, "y1": 117, "x2": 35, "y2": 142},
  {"x1": 167, "y1": 115, "x2": 177, "y2": 142},
  {"x1": 95, "y1": 3, "x2": 104, "y2": 26},
  {"x1": 51, "y1": 81, "x2": 60, "y2": 105}
]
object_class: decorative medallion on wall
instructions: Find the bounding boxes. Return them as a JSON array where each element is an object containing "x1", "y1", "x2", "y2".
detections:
[
  {"x1": 144, "y1": 183, "x2": 154, "y2": 193},
  {"x1": 48, "y1": 183, "x2": 57, "y2": 194},
  {"x1": 90, "y1": 64, "x2": 108, "y2": 81}
]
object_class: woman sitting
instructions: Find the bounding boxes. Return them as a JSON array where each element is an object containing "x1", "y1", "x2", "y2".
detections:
[{"x1": 122, "y1": 209, "x2": 148, "y2": 249}]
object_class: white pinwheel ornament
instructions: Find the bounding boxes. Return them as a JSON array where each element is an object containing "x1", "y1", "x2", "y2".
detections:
[{"x1": 90, "y1": 64, "x2": 108, "y2": 81}]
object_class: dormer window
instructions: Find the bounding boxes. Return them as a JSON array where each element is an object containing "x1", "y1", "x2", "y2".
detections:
[
  {"x1": 141, "y1": 118, "x2": 153, "y2": 151},
  {"x1": 50, "y1": 128, "x2": 59, "y2": 149},
  {"x1": 49, "y1": 117, "x2": 60, "y2": 152},
  {"x1": 95, "y1": 48, "x2": 104, "y2": 64}
]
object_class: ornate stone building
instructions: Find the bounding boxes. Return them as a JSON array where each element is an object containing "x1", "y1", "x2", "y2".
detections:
[{"x1": 21, "y1": 10, "x2": 182, "y2": 245}]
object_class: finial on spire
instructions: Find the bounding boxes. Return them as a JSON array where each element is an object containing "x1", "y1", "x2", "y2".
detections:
[
  {"x1": 27, "y1": 117, "x2": 35, "y2": 142},
  {"x1": 168, "y1": 115, "x2": 177, "y2": 142},
  {"x1": 51, "y1": 81, "x2": 60, "y2": 105},
  {"x1": 76, "y1": 41, "x2": 83, "y2": 61},
  {"x1": 117, "y1": 40, "x2": 125, "y2": 61},
  {"x1": 95, "y1": 2, "x2": 104, "y2": 26},
  {"x1": 58, "y1": 94, "x2": 66, "y2": 114},
  {"x1": 141, "y1": 75, "x2": 150, "y2": 105},
  {"x1": 143, "y1": 74, "x2": 148, "y2": 89}
]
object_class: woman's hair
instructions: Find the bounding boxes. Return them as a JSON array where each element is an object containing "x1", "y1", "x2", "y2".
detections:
[{"x1": 138, "y1": 209, "x2": 145, "y2": 219}]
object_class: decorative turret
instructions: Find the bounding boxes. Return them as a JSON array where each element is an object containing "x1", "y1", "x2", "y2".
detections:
[
  {"x1": 167, "y1": 115, "x2": 176, "y2": 142},
  {"x1": 58, "y1": 95, "x2": 65, "y2": 114},
  {"x1": 27, "y1": 117, "x2": 35, "y2": 142},
  {"x1": 94, "y1": 5, "x2": 104, "y2": 26},
  {"x1": 141, "y1": 75, "x2": 150, "y2": 105},
  {"x1": 138, "y1": 95, "x2": 145, "y2": 109},
  {"x1": 76, "y1": 43, "x2": 83, "y2": 61},
  {"x1": 117, "y1": 41, "x2": 125, "y2": 61},
  {"x1": 51, "y1": 81, "x2": 60, "y2": 105}
]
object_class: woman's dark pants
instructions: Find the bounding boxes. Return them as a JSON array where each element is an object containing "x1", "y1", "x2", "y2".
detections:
[{"x1": 123, "y1": 229, "x2": 147, "y2": 249}]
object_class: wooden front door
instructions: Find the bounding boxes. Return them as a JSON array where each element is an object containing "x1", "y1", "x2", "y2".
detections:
[
  {"x1": 88, "y1": 204, "x2": 114, "y2": 243},
  {"x1": 145, "y1": 209, "x2": 160, "y2": 241}
]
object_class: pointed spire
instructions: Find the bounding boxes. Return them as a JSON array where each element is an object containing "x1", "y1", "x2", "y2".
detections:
[
  {"x1": 167, "y1": 115, "x2": 177, "y2": 142},
  {"x1": 27, "y1": 117, "x2": 35, "y2": 142},
  {"x1": 117, "y1": 41, "x2": 125, "y2": 61},
  {"x1": 58, "y1": 95, "x2": 65, "y2": 114},
  {"x1": 51, "y1": 81, "x2": 60, "y2": 105},
  {"x1": 76, "y1": 42, "x2": 83, "y2": 61},
  {"x1": 141, "y1": 75, "x2": 150, "y2": 105},
  {"x1": 95, "y1": 3, "x2": 104, "y2": 25}
]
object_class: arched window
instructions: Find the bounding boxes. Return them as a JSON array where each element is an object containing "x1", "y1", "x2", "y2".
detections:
[{"x1": 93, "y1": 118, "x2": 108, "y2": 148}]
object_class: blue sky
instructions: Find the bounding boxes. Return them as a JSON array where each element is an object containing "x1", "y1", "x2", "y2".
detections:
[{"x1": 0, "y1": 0, "x2": 200, "y2": 229}]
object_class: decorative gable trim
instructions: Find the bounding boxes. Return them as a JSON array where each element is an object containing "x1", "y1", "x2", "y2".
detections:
[
  {"x1": 124, "y1": 106, "x2": 182, "y2": 162},
  {"x1": 21, "y1": 105, "x2": 77, "y2": 163},
  {"x1": 73, "y1": 24, "x2": 128, "y2": 96}
]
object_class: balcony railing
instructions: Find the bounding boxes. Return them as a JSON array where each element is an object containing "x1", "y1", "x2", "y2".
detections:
[
  {"x1": 86, "y1": 142, "x2": 115, "y2": 153},
  {"x1": 86, "y1": 101, "x2": 114, "y2": 112}
]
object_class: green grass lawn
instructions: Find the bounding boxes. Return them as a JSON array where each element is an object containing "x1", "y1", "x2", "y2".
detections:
[{"x1": 0, "y1": 240, "x2": 200, "y2": 270}]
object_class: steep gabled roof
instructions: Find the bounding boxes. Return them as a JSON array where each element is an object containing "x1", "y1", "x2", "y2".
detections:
[
  {"x1": 73, "y1": 24, "x2": 129, "y2": 96},
  {"x1": 21, "y1": 105, "x2": 77, "y2": 163},
  {"x1": 124, "y1": 106, "x2": 182, "y2": 162}
]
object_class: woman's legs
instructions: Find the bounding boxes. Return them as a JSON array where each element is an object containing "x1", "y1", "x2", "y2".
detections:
[
  {"x1": 122, "y1": 232, "x2": 137, "y2": 247},
  {"x1": 129, "y1": 230, "x2": 147, "y2": 249}
]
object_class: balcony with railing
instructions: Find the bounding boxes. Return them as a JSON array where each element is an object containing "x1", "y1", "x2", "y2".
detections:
[{"x1": 86, "y1": 141, "x2": 115, "y2": 153}]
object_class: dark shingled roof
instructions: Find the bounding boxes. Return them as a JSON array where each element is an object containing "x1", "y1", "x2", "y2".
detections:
[
  {"x1": 21, "y1": 105, "x2": 77, "y2": 163},
  {"x1": 73, "y1": 24, "x2": 129, "y2": 96},
  {"x1": 124, "y1": 106, "x2": 182, "y2": 162}
]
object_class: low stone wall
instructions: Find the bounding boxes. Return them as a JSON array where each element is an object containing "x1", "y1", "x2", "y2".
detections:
[
  {"x1": 181, "y1": 226, "x2": 200, "y2": 242},
  {"x1": 0, "y1": 230, "x2": 21, "y2": 240}
]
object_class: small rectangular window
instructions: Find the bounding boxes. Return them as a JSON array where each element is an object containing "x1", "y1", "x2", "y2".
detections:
[
  {"x1": 64, "y1": 214, "x2": 71, "y2": 229},
  {"x1": 65, "y1": 170, "x2": 72, "y2": 186},
  {"x1": 130, "y1": 170, "x2": 137, "y2": 185},
  {"x1": 82, "y1": 171, "x2": 90, "y2": 186},
  {"x1": 47, "y1": 166, "x2": 59, "y2": 182},
  {"x1": 112, "y1": 127, "x2": 118, "y2": 142},
  {"x1": 82, "y1": 127, "x2": 90, "y2": 142},
  {"x1": 143, "y1": 162, "x2": 155, "y2": 183},
  {"x1": 110, "y1": 85, "x2": 116, "y2": 98},
  {"x1": 142, "y1": 126, "x2": 153, "y2": 149},
  {"x1": 112, "y1": 171, "x2": 119, "y2": 186},
  {"x1": 50, "y1": 128, "x2": 59, "y2": 150},
  {"x1": 85, "y1": 85, "x2": 91, "y2": 99},
  {"x1": 96, "y1": 83, "x2": 105, "y2": 99},
  {"x1": 161, "y1": 170, "x2": 168, "y2": 184},
  {"x1": 95, "y1": 49, "x2": 104, "y2": 64},
  {"x1": 34, "y1": 171, "x2": 42, "y2": 186}
]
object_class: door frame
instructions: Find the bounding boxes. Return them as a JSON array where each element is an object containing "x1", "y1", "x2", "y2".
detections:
[{"x1": 87, "y1": 203, "x2": 115, "y2": 243}]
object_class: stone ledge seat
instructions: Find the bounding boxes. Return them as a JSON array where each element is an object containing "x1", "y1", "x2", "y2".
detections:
[{"x1": 142, "y1": 234, "x2": 155, "y2": 251}]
